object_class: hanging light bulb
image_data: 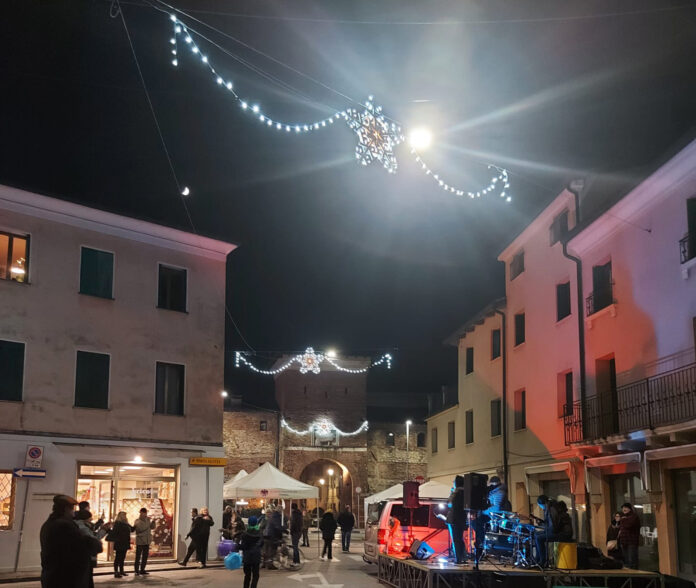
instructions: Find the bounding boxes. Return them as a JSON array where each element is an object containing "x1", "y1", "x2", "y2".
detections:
[{"x1": 181, "y1": 186, "x2": 190, "y2": 196}]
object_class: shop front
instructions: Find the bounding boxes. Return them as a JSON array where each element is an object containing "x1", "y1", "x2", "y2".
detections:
[{"x1": 76, "y1": 463, "x2": 178, "y2": 561}]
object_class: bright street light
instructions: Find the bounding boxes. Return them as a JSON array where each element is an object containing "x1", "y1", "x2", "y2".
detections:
[
  {"x1": 221, "y1": 390, "x2": 229, "y2": 398},
  {"x1": 319, "y1": 478, "x2": 325, "y2": 485},
  {"x1": 409, "y1": 127, "x2": 432, "y2": 151},
  {"x1": 326, "y1": 349, "x2": 337, "y2": 358},
  {"x1": 327, "y1": 468, "x2": 334, "y2": 476}
]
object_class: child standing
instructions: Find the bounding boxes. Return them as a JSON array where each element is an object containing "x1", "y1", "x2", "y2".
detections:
[{"x1": 239, "y1": 515, "x2": 263, "y2": 588}]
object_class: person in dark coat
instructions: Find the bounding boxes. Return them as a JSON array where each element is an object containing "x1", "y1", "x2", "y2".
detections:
[
  {"x1": 301, "y1": 509, "x2": 311, "y2": 547},
  {"x1": 222, "y1": 506, "x2": 233, "y2": 539},
  {"x1": 446, "y1": 475, "x2": 468, "y2": 564},
  {"x1": 231, "y1": 512, "x2": 246, "y2": 542},
  {"x1": 240, "y1": 516, "x2": 264, "y2": 588},
  {"x1": 179, "y1": 508, "x2": 199, "y2": 566},
  {"x1": 606, "y1": 512, "x2": 623, "y2": 561},
  {"x1": 290, "y1": 503, "x2": 303, "y2": 564},
  {"x1": 618, "y1": 503, "x2": 641, "y2": 569},
  {"x1": 40, "y1": 494, "x2": 102, "y2": 588},
  {"x1": 107, "y1": 511, "x2": 133, "y2": 578},
  {"x1": 337, "y1": 505, "x2": 355, "y2": 553},
  {"x1": 262, "y1": 509, "x2": 283, "y2": 569},
  {"x1": 319, "y1": 511, "x2": 337, "y2": 561},
  {"x1": 181, "y1": 507, "x2": 214, "y2": 567},
  {"x1": 534, "y1": 495, "x2": 573, "y2": 566}
]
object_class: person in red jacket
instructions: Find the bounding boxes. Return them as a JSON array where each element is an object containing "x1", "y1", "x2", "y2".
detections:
[{"x1": 618, "y1": 503, "x2": 641, "y2": 569}]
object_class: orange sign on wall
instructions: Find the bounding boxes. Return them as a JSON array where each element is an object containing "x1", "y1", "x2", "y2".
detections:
[{"x1": 188, "y1": 457, "x2": 227, "y2": 467}]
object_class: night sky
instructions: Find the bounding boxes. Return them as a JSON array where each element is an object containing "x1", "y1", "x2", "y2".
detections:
[{"x1": 2, "y1": 0, "x2": 695, "y2": 417}]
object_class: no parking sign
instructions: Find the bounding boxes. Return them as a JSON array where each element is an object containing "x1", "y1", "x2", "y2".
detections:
[{"x1": 25, "y1": 445, "x2": 44, "y2": 469}]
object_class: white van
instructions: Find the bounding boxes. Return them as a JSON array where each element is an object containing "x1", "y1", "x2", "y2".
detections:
[{"x1": 363, "y1": 499, "x2": 451, "y2": 564}]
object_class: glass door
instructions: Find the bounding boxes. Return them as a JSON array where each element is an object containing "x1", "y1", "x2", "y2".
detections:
[
  {"x1": 673, "y1": 469, "x2": 696, "y2": 582},
  {"x1": 609, "y1": 474, "x2": 658, "y2": 572},
  {"x1": 115, "y1": 466, "x2": 177, "y2": 560},
  {"x1": 77, "y1": 465, "x2": 115, "y2": 562}
]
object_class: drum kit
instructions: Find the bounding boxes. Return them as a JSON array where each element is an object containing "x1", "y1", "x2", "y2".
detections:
[{"x1": 482, "y1": 511, "x2": 544, "y2": 567}]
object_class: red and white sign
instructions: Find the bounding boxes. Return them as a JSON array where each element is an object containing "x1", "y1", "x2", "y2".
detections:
[
  {"x1": 25, "y1": 445, "x2": 44, "y2": 469},
  {"x1": 415, "y1": 476, "x2": 425, "y2": 484}
]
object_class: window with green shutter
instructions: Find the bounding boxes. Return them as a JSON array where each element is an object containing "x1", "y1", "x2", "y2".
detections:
[
  {"x1": 80, "y1": 247, "x2": 114, "y2": 299},
  {"x1": 75, "y1": 351, "x2": 110, "y2": 409},
  {"x1": 0, "y1": 340, "x2": 25, "y2": 402}
]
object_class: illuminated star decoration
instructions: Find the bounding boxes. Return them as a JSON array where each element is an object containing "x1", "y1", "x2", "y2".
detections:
[
  {"x1": 344, "y1": 96, "x2": 404, "y2": 174},
  {"x1": 299, "y1": 347, "x2": 323, "y2": 374}
]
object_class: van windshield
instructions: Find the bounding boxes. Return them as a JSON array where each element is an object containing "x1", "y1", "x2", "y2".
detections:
[{"x1": 390, "y1": 503, "x2": 447, "y2": 529}]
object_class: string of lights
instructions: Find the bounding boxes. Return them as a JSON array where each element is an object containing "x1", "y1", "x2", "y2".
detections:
[
  {"x1": 281, "y1": 417, "x2": 369, "y2": 437},
  {"x1": 166, "y1": 13, "x2": 512, "y2": 198},
  {"x1": 234, "y1": 347, "x2": 392, "y2": 375},
  {"x1": 171, "y1": 15, "x2": 342, "y2": 132},
  {"x1": 411, "y1": 148, "x2": 512, "y2": 201}
]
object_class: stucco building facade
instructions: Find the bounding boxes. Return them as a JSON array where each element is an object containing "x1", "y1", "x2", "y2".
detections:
[
  {"x1": 0, "y1": 185, "x2": 235, "y2": 572},
  {"x1": 427, "y1": 139, "x2": 696, "y2": 581}
]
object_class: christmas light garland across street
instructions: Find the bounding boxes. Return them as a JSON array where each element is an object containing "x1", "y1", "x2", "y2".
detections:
[
  {"x1": 167, "y1": 14, "x2": 511, "y2": 201},
  {"x1": 281, "y1": 417, "x2": 369, "y2": 437},
  {"x1": 234, "y1": 347, "x2": 393, "y2": 375}
]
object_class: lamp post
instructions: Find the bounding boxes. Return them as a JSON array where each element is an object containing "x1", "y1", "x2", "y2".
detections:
[
  {"x1": 405, "y1": 420, "x2": 412, "y2": 481},
  {"x1": 327, "y1": 468, "x2": 335, "y2": 511}
]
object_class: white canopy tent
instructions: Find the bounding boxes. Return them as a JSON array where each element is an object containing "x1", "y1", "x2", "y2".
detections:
[
  {"x1": 223, "y1": 469, "x2": 249, "y2": 500},
  {"x1": 223, "y1": 462, "x2": 319, "y2": 500}
]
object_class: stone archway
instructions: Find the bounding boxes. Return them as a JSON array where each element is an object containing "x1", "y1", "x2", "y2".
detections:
[{"x1": 299, "y1": 458, "x2": 352, "y2": 515}]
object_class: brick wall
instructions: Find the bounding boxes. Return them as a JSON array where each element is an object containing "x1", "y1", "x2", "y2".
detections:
[
  {"x1": 367, "y1": 422, "x2": 428, "y2": 493},
  {"x1": 222, "y1": 410, "x2": 278, "y2": 480}
]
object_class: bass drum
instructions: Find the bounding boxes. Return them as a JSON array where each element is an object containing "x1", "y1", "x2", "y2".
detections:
[{"x1": 483, "y1": 532, "x2": 514, "y2": 555}]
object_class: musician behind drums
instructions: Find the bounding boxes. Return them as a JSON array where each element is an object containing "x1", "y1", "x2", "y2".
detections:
[
  {"x1": 534, "y1": 495, "x2": 573, "y2": 566},
  {"x1": 472, "y1": 476, "x2": 510, "y2": 562},
  {"x1": 446, "y1": 475, "x2": 468, "y2": 564}
]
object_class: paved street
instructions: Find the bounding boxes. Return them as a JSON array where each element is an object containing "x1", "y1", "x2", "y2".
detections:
[{"x1": 8, "y1": 540, "x2": 380, "y2": 588}]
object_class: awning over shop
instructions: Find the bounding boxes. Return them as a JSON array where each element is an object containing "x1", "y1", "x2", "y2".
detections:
[{"x1": 223, "y1": 469, "x2": 248, "y2": 499}]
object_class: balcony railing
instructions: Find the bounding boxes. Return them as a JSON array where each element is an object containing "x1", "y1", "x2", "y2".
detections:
[
  {"x1": 585, "y1": 284, "x2": 614, "y2": 316},
  {"x1": 565, "y1": 362, "x2": 696, "y2": 444},
  {"x1": 680, "y1": 233, "x2": 695, "y2": 264}
]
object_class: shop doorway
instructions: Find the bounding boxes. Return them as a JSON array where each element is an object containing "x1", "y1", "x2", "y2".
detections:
[
  {"x1": 673, "y1": 468, "x2": 696, "y2": 582},
  {"x1": 77, "y1": 463, "x2": 178, "y2": 561},
  {"x1": 609, "y1": 473, "x2": 658, "y2": 572}
]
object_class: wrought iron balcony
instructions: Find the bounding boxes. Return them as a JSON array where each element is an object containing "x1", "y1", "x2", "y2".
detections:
[
  {"x1": 680, "y1": 233, "x2": 695, "y2": 264},
  {"x1": 585, "y1": 284, "x2": 614, "y2": 316},
  {"x1": 564, "y1": 362, "x2": 696, "y2": 444}
]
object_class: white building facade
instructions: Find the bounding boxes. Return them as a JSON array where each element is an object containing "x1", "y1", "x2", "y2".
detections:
[
  {"x1": 0, "y1": 185, "x2": 235, "y2": 572},
  {"x1": 427, "y1": 139, "x2": 696, "y2": 580}
]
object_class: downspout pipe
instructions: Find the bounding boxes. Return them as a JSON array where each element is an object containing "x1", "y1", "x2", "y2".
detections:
[
  {"x1": 494, "y1": 308, "x2": 509, "y2": 490},
  {"x1": 560, "y1": 183, "x2": 591, "y2": 542}
]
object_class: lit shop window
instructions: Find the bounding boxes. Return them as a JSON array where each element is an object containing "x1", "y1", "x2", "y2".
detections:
[
  {"x1": 0, "y1": 472, "x2": 16, "y2": 529},
  {"x1": 0, "y1": 232, "x2": 29, "y2": 283}
]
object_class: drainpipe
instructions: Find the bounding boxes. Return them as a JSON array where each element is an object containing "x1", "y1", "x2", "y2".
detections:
[
  {"x1": 493, "y1": 308, "x2": 509, "y2": 490},
  {"x1": 560, "y1": 181, "x2": 591, "y2": 542}
]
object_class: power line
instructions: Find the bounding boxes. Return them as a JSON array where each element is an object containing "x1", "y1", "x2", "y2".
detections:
[
  {"x1": 116, "y1": 0, "x2": 255, "y2": 352},
  {"x1": 114, "y1": 0, "x2": 692, "y2": 26}
]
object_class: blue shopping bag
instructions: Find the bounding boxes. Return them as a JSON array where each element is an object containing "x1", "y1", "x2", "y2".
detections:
[{"x1": 224, "y1": 551, "x2": 242, "y2": 570}]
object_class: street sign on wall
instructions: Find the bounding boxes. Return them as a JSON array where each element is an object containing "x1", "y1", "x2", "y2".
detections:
[
  {"x1": 25, "y1": 445, "x2": 44, "y2": 469},
  {"x1": 189, "y1": 457, "x2": 227, "y2": 467},
  {"x1": 13, "y1": 468, "x2": 46, "y2": 479}
]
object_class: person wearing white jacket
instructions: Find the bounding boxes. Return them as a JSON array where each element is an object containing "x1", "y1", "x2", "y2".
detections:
[{"x1": 132, "y1": 508, "x2": 156, "y2": 576}]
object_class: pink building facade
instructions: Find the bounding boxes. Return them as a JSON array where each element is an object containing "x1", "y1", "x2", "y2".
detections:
[{"x1": 427, "y1": 139, "x2": 696, "y2": 580}]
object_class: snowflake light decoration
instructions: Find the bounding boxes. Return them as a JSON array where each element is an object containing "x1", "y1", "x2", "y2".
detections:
[
  {"x1": 344, "y1": 96, "x2": 404, "y2": 174},
  {"x1": 299, "y1": 347, "x2": 324, "y2": 374}
]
